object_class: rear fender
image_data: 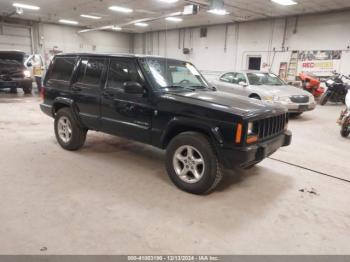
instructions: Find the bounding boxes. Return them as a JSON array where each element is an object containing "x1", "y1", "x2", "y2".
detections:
[{"x1": 52, "y1": 97, "x2": 85, "y2": 128}]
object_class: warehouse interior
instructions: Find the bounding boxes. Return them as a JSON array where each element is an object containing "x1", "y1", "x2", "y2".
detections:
[{"x1": 0, "y1": 0, "x2": 350, "y2": 256}]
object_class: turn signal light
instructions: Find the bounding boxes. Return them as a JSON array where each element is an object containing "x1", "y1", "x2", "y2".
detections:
[
  {"x1": 247, "y1": 135, "x2": 258, "y2": 144},
  {"x1": 40, "y1": 86, "x2": 45, "y2": 100},
  {"x1": 235, "y1": 123, "x2": 243, "y2": 143}
]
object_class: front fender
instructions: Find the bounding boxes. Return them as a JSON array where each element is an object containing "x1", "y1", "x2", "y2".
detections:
[{"x1": 160, "y1": 116, "x2": 224, "y2": 148}]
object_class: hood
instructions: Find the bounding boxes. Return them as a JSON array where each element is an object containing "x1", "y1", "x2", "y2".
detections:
[
  {"x1": 0, "y1": 59, "x2": 25, "y2": 77},
  {"x1": 162, "y1": 90, "x2": 286, "y2": 118},
  {"x1": 251, "y1": 84, "x2": 312, "y2": 98}
]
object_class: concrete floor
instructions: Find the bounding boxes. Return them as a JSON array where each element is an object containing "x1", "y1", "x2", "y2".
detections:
[{"x1": 0, "y1": 90, "x2": 349, "y2": 255}]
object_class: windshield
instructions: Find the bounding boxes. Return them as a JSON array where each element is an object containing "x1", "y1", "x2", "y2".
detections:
[
  {"x1": 247, "y1": 72, "x2": 285, "y2": 86},
  {"x1": 140, "y1": 58, "x2": 210, "y2": 90}
]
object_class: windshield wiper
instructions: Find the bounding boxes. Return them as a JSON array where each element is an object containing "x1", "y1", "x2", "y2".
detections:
[
  {"x1": 164, "y1": 85, "x2": 196, "y2": 91},
  {"x1": 190, "y1": 85, "x2": 208, "y2": 89}
]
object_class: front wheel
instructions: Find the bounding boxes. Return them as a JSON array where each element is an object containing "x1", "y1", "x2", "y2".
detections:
[
  {"x1": 341, "y1": 118, "x2": 350, "y2": 137},
  {"x1": 319, "y1": 92, "x2": 330, "y2": 105},
  {"x1": 54, "y1": 108, "x2": 87, "y2": 151},
  {"x1": 165, "y1": 132, "x2": 223, "y2": 195}
]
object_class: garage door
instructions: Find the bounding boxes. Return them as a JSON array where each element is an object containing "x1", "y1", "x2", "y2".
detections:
[{"x1": 0, "y1": 24, "x2": 32, "y2": 54}]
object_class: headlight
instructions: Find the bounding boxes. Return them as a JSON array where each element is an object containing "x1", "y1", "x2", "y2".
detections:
[
  {"x1": 279, "y1": 97, "x2": 291, "y2": 103},
  {"x1": 265, "y1": 95, "x2": 281, "y2": 102},
  {"x1": 247, "y1": 122, "x2": 258, "y2": 144},
  {"x1": 23, "y1": 70, "x2": 31, "y2": 78},
  {"x1": 247, "y1": 122, "x2": 254, "y2": 136},
  {"x1": 309, "y1": 95, "x2": 315, "y2": 103}
]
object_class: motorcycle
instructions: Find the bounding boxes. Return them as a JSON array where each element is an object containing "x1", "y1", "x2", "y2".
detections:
[
  {"x1": 337, "y1": 87, "x2": 350, "y2": 138},
  {"x1": 319, "y1": 73, "x2": 350, "y2": 105},
  {"x1": 299, "y1": 72, "x2": 325, "y2": 98}
]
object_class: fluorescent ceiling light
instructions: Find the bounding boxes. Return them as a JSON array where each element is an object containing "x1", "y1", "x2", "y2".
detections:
[
  {"x1": 109, "y1": 6, "x2": 133, "y2": 13},
  {"x1": 111, "y1": 26, "x2": 122, "y2": 31},
  {"x1": 59, "y1": 19, "x2": 79, "y2": 25},
  {"x1": 158, "y1": 0, "x2": 179, "y2": 3},
  {"x1": 80, "y1": 14, "x2": 101, "y2": 20},
  {"x1": 207, "y1": 9, "x2": 229, "y2": 15},
  {"x1": 135, "y1": 22, "x2": 148, "y2": 27},
  {"x1": 13, "y1": 3, "x2": 40, "y2": 10},
  {"x1": 165, "y1": 17, "x2": 183, "y2": 22},
  {"x1": 271, "y1": 0, "x2": 297, "y2": 6}
]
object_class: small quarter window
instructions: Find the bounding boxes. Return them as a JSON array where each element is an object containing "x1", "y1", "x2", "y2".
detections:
[{"x1": 49, "y1": 57, "x2": 76, "y2": 81}]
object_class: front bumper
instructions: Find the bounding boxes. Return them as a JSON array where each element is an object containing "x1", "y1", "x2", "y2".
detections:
[
  {"x1": 216, "y1": 131, "x2": 292, "y2": 169},
  {"x1": 0, "y1": 78, "x2": 32, "y2": 89},
  {"x1": 40, "y1": 104, "x2": 53, "y2": 117},
  {"x1": 283, "y1": 102, "x2": 316, "y2": 113}
]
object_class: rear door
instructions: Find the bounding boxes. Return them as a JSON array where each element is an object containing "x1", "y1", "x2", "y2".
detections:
[
  {"x1": 71, "y1": 56, "x2": 107, "y2": 130},
  {"x1": 100, "y1": 58, "x2": 153, "y2": 143}
]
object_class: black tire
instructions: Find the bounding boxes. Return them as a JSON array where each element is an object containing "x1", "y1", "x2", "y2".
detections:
[
  {"x1": 54, "y1": 108, "x2": 87, "y2": 151},
  {"x1": 340, "y1": 119, "x2": 350, "y2": 138},
  {"x1": 250, "y1": 94, "x2": 261, "y2": 100},
  {"x1": 22, "y1": 82, "x2": 33, "y2": 94},
  {"x1": 165, "y1": 132, "x2": 223, "y2": 195},
  {"x1": 10, "y1": 87, "x2": 17, "y2": 93},
  {"x1": 319, "y1": 93, "x2": 330, "y2": 105}
]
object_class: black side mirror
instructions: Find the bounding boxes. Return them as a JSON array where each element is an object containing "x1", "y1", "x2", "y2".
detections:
[
  {"x1": 123, "y1": 81, "x2": 144, "y2": 95},
  {"x1": 26, "y1": 62, "x2": 32, "y2": 67}
]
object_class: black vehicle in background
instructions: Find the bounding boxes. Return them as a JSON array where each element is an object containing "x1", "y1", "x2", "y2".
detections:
[
  {"x1": 41, "y1": 53, "x2": 292, "y2": 194},
  {"x1": 320, "y1": 73, "x2": 350, "y2": 105},
  {"x1": 0, "y1": 51, "x2": 33, "y2": 94}
]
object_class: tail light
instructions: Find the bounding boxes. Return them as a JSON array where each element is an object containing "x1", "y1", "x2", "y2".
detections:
[{"x1": 40, "y1": 86, "x2": 45, "y2": 100}]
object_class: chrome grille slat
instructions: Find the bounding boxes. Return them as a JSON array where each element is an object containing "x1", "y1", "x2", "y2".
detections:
[{"x1": 254, "y1": 113, "x2": 287, "y2": 141}]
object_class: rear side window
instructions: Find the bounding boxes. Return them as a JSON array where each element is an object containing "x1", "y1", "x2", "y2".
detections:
[
  {"x1": 77, "y1": 57, "x2": 106, "y2": 86},
  {"x1": 107, "y1": 59, "x2": 142, "y2": 91},
  {"x1": 49, "y1": 57, "x2": 76, "y2": 81}
]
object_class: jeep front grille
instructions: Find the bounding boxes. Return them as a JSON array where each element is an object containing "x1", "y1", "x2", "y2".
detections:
[{"x1": 255, "y1": 113, "x2": 288, "y2": 140}]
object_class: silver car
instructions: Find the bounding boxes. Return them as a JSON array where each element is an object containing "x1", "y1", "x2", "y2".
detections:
[{"x1": 212, "y1": 71, "x2": 316, "y2": 116}]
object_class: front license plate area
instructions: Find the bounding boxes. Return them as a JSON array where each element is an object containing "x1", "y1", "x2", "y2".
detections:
[{"x1": 299, "y1": 105, "x2": 309, "y2": 111}]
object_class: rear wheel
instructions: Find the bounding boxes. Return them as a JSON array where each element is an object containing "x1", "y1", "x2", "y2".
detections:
[
  {"x1": 165, "y1": 132, "x2": 223, "y2": 195},
  {"x1": 319, "y1": 92, "x2": 330, "y2": 105},
  {"x1": 54, "y1": 108, "x2": 87, "y2": 151}
]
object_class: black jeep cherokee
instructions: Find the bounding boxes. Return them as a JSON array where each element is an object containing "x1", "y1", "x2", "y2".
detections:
[{"x1": 41, "y1": 53, "x2": 291, "y2": 194}]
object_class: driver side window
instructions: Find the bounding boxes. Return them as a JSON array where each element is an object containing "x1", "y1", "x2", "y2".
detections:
[
  {"x1": 235, "y1": 73, "x2": 247, "y2": 84},
  {"x1": 107, "y1": 59, "x2": 142, "y2": 92},
  {"x1": 220, "y1": 73, "x2": 235, "y2": 83}
]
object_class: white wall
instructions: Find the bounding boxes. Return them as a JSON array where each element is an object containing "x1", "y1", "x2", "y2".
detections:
[
  {"x1": 41, "y1": 23, "x2": 131, "y2": 54},
  {"x1": 133, "y1": 10, "x2": 350, "y2": 78},
  {"x1": 40, "y1": 23, "x2": 132, "y2": 65}
]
